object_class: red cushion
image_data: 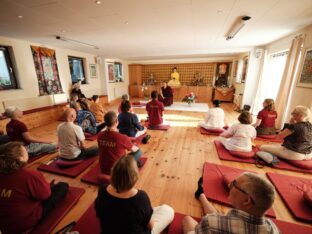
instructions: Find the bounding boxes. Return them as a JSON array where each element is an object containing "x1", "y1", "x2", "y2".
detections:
[
  {"x1": 303, "y1": 190, "x2": 312, "y2": 206},
  {"x1": 257, "y1": 135, "x2": 277, "y2": 139},
  {"x1": 205, "y1": 128, "x2": 224, "y2": 133},
  {"x1": 97, "y1": 174, "x2": 111, "y2": 184},
  {"x1": 229, "y1": 150, "x2": 255, "y2": 158},
  {"x1": 222, "y1": 172, "x2": 240, "y2": 189},
  {"x1": 56, "y1": 159, "x2": 83, "y2": 168},
  {"x1": 286, "y1": 159, "x2": 312, "y2": 169}
]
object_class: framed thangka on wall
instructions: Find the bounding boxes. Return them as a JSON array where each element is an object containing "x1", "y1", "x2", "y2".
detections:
[
  {"x1": 107, "y1": 62, "x2": 115, "y2": 82},
  {"x1": 89, "y1": 64, "x2": 97, "y2": 79},
  {"x1": 297, "y1": 48, "x2": 312, "y2": 88}
]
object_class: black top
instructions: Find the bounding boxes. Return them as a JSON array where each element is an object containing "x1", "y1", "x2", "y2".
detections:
[
  {"x1": 117, "y1": 112, "x2": 144, "y2": 137},
  {"x1": 95, "y1": 185, "x2": 153, "y2": 234},
  {"x1": 71, "y1": 88, "x2": 86, "y2": 99},
  {"x1": 283, "y1": 122, "x2": 312, "y2": 154}
]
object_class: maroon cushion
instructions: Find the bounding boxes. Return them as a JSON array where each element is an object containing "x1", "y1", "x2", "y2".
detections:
[
  {"x1": 222, "y1": 172, "x2": 240, "y2": 190},
  {"x1": 56, "y1": 159, "x2": 83, "y2": 168},
  {"x1": 286, "y1": 159, "x2": 312, "y2": 169},
  {"x1": 205, "y1": 128, "x2": 224, "y2": 133},
  {"x1": 303, "y1": 190, "x2": 312, "y2": 206},
  {"x1": 257, "y1": 135, "x2": 277, "y2": 139},
  {"x1": 229, "y1": 150, "x2": 255, "y2": 158},
  {"x1": 97, "y1": 174, "x2": 111, "y2": 184}
]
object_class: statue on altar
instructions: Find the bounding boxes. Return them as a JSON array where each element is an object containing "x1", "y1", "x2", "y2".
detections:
[
  {"x1": 146, "y1": 73, "x2": 155, "y2": 85},
  {"x1": 168, "y1": 67, "x2": 181, "y2": 88},
  {"x1": 214, "y1": 63, "x2": 229, "y2": 87},
  {"x1": 191, "y1": 72, "x2": 205, "y2": 86}
]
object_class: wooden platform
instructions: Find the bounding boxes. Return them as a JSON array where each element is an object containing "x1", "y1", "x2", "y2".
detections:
[{"x1": 25, "y1": 101, "x2": 312, "y2": 232}]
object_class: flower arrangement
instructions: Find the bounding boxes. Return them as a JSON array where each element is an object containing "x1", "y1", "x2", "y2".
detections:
[{"x1": 182, "y1": 92, "x2": 197, "y2": 104}]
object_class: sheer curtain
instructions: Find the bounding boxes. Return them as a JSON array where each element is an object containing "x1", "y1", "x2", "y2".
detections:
[{"x1": 252, "y1": 51, "x2": 288, "y2": 115}]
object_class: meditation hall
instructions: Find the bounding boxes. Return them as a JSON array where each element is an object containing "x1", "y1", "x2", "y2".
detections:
[{"x1": 0, "y1": 0, "x2": 312, "y2": 233}]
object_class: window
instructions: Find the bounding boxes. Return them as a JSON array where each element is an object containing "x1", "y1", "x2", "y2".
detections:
[
  {"x1": 0, "y1": 46, "x2": 18, "y2": 90},
  {"x1": 68, "y1": 56, "x2": 86, "y2": 84}
]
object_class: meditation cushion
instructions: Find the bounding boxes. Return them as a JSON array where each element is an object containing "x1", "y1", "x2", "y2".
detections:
[
  {"x1": 257, "y1": 135, "x2": 277, "y2": 139},
  {"x1": 132, "y1": 101, "x2": 141, "y2": 105},
  {"x1": 229, "y1": 150, "x2": 255, "y2": 158},
  {"x1": 303, "y1": 190, "x2": 312, "y2": 207},
  {"x1": 97, "y1": 173, "x2": 111, "y2": 184},
  {"x1": 222, "y1": 172, "x2": 241, "y2": 189},
  {"x1": 286, "y1": 159, "x2": 312, "y2": 170},
  {"x1": 205, "y1": 128, "x2": 224, "y2": 133},
  {"x1": 56, "y1": 159, "x2": 83, "y2": 168}
]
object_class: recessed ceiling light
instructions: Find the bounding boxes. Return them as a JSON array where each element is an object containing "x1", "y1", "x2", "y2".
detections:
[
  {"x1": 95, "y1": 0, "x2": 101, "y2": 4},
  {"x1": 217, "y1": 10, "x2": 223, "y2": 14},
  {"x1": 17, "y1": 15, "x2": 23, "y2": 19},
  {"x1": 124, "y1": 21, "x2": 129, "y2": 25}
]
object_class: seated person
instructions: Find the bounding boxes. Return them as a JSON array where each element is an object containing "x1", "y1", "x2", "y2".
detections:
[
  {"x1": 98, "y1": 111, "x2": 142, "y2": 174},
  {"x1": 118, "y1": 94, "x2": 134, "y2": 113},
  {"x1": 260, "y1": 106, "x2": 312, "y2": 161},
  {"x1": 76, "y1": 105, "x2": 105, "y2": 135},
  {"x1": 90, "y1": 95, "x2": 106, "y2": 123},
  {"x1": 199, "y1": 100, "x2": 225, "y2": 130},
  {"x1": 118, "y1": 100, "x2": 146, "y2": 137},
  {"x1": 69, "y1": 93, "x2": 79, "y2": 112},
  {"x1": 57, "y1": 108, "x2": 98, "y2": 160},
  {"x1": 95, "y1": 155, "x2": 174, "y2": 234},
  {"x1": 220, "y1": 111, "x2": 256, "y2": 152},
  {"x1": 158, "y1": 82, "x2": 173, "y2": 106},
  {"x1": 0, "y1": 142, "x2": 69, "y2": 234},
  {"x1": 5, "y1": 106, "x2": 57, "y2": 157},
  {"x1": 253, "y1": 99, "x2": 277, "y2": 135},
  {"x1": 71, "y1": 81, "x2": 86, "y2": 100},
  {"x1": 183, "y1": 173, "x2": 279, "y2": 234},
  {"x1": 0, "y1": 118, "x2": 10, "y2": 145},
  {"x1": 146, "y1": 91, "x2": 165, "y2": 126}
]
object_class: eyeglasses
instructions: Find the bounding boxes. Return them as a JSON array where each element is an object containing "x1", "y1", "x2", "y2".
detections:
[{"x1": 229, "y1": 180, "x2": 255, "y2": 204}]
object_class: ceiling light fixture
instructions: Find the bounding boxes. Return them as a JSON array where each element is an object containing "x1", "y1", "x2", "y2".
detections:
[
  {"x1": 225, "y1": 16, "x2": 251, "y2": 41},
  {"x1": 56, "y1": 36, "x2": 99, "y2": 49},
  {"x1": 17, "y1": 15, "x2": 23, "y2": 19},
  {"x1": 95, "y1": 0, "x2": 101, "y2": 4}
]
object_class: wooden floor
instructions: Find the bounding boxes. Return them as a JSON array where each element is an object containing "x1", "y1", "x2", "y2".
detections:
[{"x1": 26, "y1": 101, "x2": 312, "y2": 232}]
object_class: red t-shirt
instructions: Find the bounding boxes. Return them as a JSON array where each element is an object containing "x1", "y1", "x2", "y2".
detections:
[
  {"x1": 97, "y1": 130, "x2": 133, "y2": 174},
  {"x1": 6, "y1": 119, "x2": 29, "y2": 145},
  {"x1": 0, "y1": 168, "x2": 51, "y2": 234},
  {"x1": 146, "y1": 99, "x2": 164, "y2": 126},
  {"x1": 257, "y1": 109, "x2": 277, "y2": 128}
]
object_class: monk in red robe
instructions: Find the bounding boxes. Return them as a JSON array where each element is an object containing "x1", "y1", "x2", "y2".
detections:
[{"x1": 158, "y1": 82, "x2": 173, "y2": 106}]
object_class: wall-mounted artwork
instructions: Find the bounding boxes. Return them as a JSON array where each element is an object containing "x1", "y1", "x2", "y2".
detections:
[
  {"x1": 89, "y1": 64, "x2": 97, "y2": 79},
  {"x1": 114, "y1": 62, "x2": 123, "y2": 82},
  {"x1": 297, "y1": 48, "x2": 312, "y2": 88},
  {"x1": 107, "y1": 62, "x2": 115, "y2": 82},
  {"x1": 214, "y1": 62, "x2": 231, "y2": 87}
]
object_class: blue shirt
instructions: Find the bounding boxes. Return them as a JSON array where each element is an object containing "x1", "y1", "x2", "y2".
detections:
[{"x1": 118, "y1": 112, "x2": 144, "y2": 137}]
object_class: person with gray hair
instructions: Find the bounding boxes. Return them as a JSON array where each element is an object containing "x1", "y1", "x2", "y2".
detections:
[
  {"x1": 118, "y1": 94, "x2": 134, "y2": 113},
  {"x1": 183, "y1": 173, "x2": 280, "y2": 234},
  {"x1": 260, "y1": 105, "x2": 312, "y2": 161},
  {"x1": 5, "y1": 106, "x2": 57, "y2": 157}
]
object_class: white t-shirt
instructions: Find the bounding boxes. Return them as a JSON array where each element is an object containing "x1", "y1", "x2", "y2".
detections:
[
  {"x1": 57, "y1": 122, "x2": 85, "y2": 159},
  {"x1": 222, "y1": 123, "x2": 256, "y2": 151},
  {"x1": 204, "y1": 107, "x2": 225, "y2": 129}
]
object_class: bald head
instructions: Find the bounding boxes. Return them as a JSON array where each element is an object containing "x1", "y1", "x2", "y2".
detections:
[{"x1": 64, "y1": 108, "x2": 76, "y2": 122}]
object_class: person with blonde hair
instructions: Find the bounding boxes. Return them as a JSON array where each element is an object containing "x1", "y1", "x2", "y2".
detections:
[
  {"x1": 95, "y1": 155, "x2": 174, "y2": 234},
  {"x1": 220, "y1": 111, "x2": 256, "y2": 152},
  {"x1": 253, "y1": 99, "x2": 277, "y2": 135},
  {"x1": 0, "y1": 142, "x2": 69, "y2": 233},
  {"x1": 5, "y1": 106, "x2": 57, "y2": 157},
  {"x1": 183, "y1": 173, "x2": 279, "y2": 234},
  {"x1": 260, "y1": 106, "x2": 312, "y2": 160}
]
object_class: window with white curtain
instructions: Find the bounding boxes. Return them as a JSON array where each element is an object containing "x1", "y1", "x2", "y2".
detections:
[{"x1": 253, "y1": 50, "x2": 288, "y2": 113}]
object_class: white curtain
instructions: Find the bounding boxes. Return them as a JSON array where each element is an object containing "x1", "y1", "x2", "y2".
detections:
[{"x1": 252, "y1": 50, "x2": 288, "y2": 115}]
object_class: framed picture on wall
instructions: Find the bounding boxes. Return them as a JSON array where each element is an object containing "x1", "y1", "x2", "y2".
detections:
[
  {"x1": 114, "y1": 62, "x2": 123, "y2": 82},
  {"x1": 297, "y1": 48, "x2": 312, "y2": 88},
  {"x1": 89, "y1": 64, "x2": 97, "y2": 79},
  {"x1": 107, "y1": 62, "x2": 115, "y2": 82}
]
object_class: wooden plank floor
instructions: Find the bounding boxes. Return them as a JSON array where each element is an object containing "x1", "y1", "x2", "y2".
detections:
[{"x1": 26, "y1": 101, "x2": 312, "y2": 232}]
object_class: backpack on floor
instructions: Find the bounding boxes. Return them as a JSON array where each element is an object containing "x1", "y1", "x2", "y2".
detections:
[{"x1": 255, "y1": 151, "x2": 280, "y2": 168}]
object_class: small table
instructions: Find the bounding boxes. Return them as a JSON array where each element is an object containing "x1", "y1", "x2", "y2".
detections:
[{"x1": 212, "y1": 87, "x2": 235, "y2": 102}]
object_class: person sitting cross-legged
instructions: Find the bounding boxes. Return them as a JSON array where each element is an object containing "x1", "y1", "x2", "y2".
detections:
[
  {"x1": 90, "y1": 95, "x2": 107, "y2": 123},
  {"x1": 95, "y1": 155, "x2": 174, "y2": 234},
  {"x1": 146, "y1": 90, "x2": 165, "y2": 127},
  {"x1": 57, "y1": 108, "x2": 98, "y2": 160},
  {"x1": 183, "y1": 173, "x2": 280, "y2": 234},
  {"x1": 199, "y1": 99, "x2": 225, "y2": 130},
  {"x1": 5, "y1": 106, "x2": 57, "y2": 157},
  {"x1": 118, "y1": 100, "x2": 147, "y2": 137},
  {"x1": 0, "y1": 142, "x2": 69, "y2": 234},
  {"x1": 158, "y1": 82, "x2": 173, "y2": 107},
  {"x1": 97, "y1": 111, "x2": 142, "y2": 174}
]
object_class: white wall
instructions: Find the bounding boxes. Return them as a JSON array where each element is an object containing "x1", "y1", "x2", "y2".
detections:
[
  {"x1": 0, "y1": 36, "x2": 104, "y2": 112},
  {"x1": 265, "y1": 24, "x2": 312, "y2": 121}
]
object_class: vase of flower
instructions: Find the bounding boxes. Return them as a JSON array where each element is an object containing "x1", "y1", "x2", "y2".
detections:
[{"x1": 182, "y1": 92, "x2": 197, "y2": 106}]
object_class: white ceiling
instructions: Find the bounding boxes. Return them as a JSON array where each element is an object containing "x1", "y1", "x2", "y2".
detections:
[{"x1": 0, "y1": 0, "x2": 312, "y2": 60}]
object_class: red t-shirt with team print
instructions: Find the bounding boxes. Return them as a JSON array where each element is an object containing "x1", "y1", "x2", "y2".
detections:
[{"x1": 97, "y1": 130, "x2": 133, "y2": 174}]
